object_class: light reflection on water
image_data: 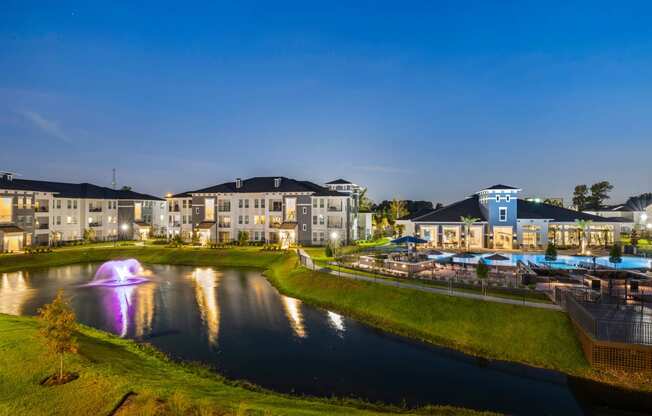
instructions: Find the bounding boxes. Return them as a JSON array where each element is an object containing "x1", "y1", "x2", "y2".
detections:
[
  {"x1": 281, "y1": 296, "x2": 307, "y2": 338},
  {"x1": 190, "y1": 268, "x2": 221, "y2": 346}
]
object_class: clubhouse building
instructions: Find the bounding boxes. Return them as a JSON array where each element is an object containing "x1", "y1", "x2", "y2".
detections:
[{"x1": 401, "y1": 185, "x2": 632, "y2": 251}]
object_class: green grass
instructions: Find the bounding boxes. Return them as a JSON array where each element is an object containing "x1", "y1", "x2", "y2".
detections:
[
  {"x1": 302, "y1": 247, "x2": 551, "y2": 304},
  {"x1": 266, "y1": 255, "x2": 652, "y2": 392},
  {"x1": 0, "y1": 245, "x2": 283, "y2": 274},
  {"x1": 0, "y1": 314, "x2": 488, "y2": 416}
]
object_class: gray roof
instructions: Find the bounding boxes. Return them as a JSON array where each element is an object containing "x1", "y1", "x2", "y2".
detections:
[
  {"x1": 325, "y1": 178, "x2": 353, "y2": 185},
  {"x1": 413, "y1": 196, "x2": 487, "y2": 223},
  {"x1": 0, "y1": 178, "x2": 163, "y2": 201},
  {"x1": 187, "y1": 177, "x2": 348, "y2": 197},
  {"x1": 480, "y1": 184, "x2": 520, "y2": 191}
]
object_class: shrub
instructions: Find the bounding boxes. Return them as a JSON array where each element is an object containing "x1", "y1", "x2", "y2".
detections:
[
  {"x1": 609, "y1": 244, "x2": 622, "y2": 264},
  {"x1": 476, "y1": 259, "x2": 489, "y2": 279},
  {"x1": 325, "y1": 244, "x2": 333, "y2": 258},
  {"x1": 545, "y1": 242, "x2": 557, "y2": 261}
]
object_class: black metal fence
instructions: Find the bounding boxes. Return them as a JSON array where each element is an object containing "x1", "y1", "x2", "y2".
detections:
[{"x1": 560, "y1": 289, "x2": 652, "y2": 346}]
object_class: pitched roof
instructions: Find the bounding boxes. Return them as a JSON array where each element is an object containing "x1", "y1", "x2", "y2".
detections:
[
  {"x1": 517, "y1": 200, "x2": 630, "y2": 222},
  {"x1": 187, "y1": 177, "x2": 348, "y2": 197},
  {"x1": 596, "y1": 204, "x2": 635, "y2": 212},
  {"x1": 0, "y1": 178, "x2": 163, "y2": 200},
  {"x1": 0, "y1": 225, "x2": 24, "y2": 233},
  {"x1": 479, "y1": 184, "x2": 520, "y2": 191},
  {"x1": 325, "y1": 178, "x2": 352, "y2": 185},
  {"x1": 413, "y1": 196, "x2": 487, "y2": 223}
]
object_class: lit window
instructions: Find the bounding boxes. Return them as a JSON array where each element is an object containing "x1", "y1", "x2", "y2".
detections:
[{"x1": 0, "y1": 197, "x2": 12, "y2": 223}]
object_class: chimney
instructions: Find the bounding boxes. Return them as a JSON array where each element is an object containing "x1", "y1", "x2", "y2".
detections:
[
  {"x1": 274, "y1": 177, "x2": 281, "y2": 188},
  {"x1": 236, "y1": 178, "x2": 242, "y2": 189}
]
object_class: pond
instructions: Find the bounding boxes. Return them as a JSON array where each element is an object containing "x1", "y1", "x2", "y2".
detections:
[{"x1": 1, "y1": 263, "x2": 651, "y2": 415}]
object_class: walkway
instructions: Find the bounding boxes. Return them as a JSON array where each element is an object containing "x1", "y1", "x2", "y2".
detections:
[{"x1": 298, "y1": 250, "x2": 562, "y2": 311}]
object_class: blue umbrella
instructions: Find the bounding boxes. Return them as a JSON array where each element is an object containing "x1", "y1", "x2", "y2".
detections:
[{"x1": 391, "y1": 236, "x2": 428, "y2": 245}]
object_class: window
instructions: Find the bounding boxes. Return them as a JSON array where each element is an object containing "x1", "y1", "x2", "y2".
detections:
[
  {"x1": 312, "y1": 232, "x2": 317, "y2": 241},
  {"x1": 254, "y1": 215, "x2": 265, "y2": 225},
  {"x1": 67, "y1": 216, "x2": 72, "y2": 224},
  {"x1": 244, "y1": 215, "x2": 249, "y2": 224},
  {"x1": 56, "y1": 216, "x2": 61, "y2": 225},
  {"x1": 238, "y1": 215, "x2": 243, "y2": 225},
  {"x1": 238, "y1": 199, "x2": 243, "y2": 209},
  {"x1": 67, "y1": 200, "x2": 72, "y2": 209},
  {"x1": 183, "y1": 200, "x2": 187, "y2": 209},
  {"x1": 134, "y1": 202, "x2": 142, "y2": 221},
  {"x1": 56, "y1": 200, "x2": 61, "y2": 209},
  {"x1": 319, "y1": 232, "x2": 325, "y2": 242},
  {"x1": 495, "y1": 195, "x2": 500, "y2": 202},
  {"x1": 244, "y1": 199, "x2": 249, "y2": 208},
  {"x1": 254, "y1": 199, "x2": 259, "y2": 209},
  {"x1": 25, "y1": 216, "x2": 32, "y2": 225},
  {"x1": 319, "y1": 199, "x2": 324, "y2": 208},
  {"x1": 0, "y1": 197, "x2": 12, "y2": 223},
  {"x1": 312, "y1": 199, "x2": 317, "y2": 208},
  {"x1": 312, "y1": 216, "x2": 317, "y2": 225},
  {"x1": 506, "y1": 195, "x2": 511, "y2": 202},
  {"x1": 205, "y1": 198, "x2": 215, "y2": 221},
  {"x1": 302, "y1": 224, "x2": 307, "y2": 231},
  {"x1": 25, "y1": 197, "x2": 32, "y2": 209},
  {"x1": 499, "y1": 207, "x2": 507, "y2": 222},
  {"x1": 74, "y1": 200, "x2": 78, "y2": 209},
  {"x1": 195, "y1": 207, "x2": 199, "y2": 215},
  {"x1": 260, "y1": 199, "x2": 265, "y2": 208},
  {"x1": 17, "y1": 198, "x2": 23, "y2": 209},
  {"x1": 319, "y1": 215, "x2": 324, "y2": 225},
  {"x1": 302, "y1": 207, "x2": 307, "y2": 215}
]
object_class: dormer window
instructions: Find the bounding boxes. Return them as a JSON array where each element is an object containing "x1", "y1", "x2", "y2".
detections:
[
  {"x1": 506, "y1": 195, "x2": 511, "y2": 202},
  {"x1": 274, "y1": 178, "x2": 281, "y2": 188},
  {"x1": 495, "y1": 195, "x2": 500, "y2": 202},
  {"x1": 236, "y1": 178, "x2": 242, "y2": 189}
]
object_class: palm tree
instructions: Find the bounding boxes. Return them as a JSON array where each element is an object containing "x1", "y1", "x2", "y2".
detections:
[
  {"x1": 372, "y1": 212, "x2": 389, "y2": 238},
  {"x1": 575, "y1": 219, "x2": 593, "y2": 255},
  {"x1": 460, "y1": 216, "x2": 480, "y2": 252}
]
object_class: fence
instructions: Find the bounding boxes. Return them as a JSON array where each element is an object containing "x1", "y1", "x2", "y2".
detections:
[{"x1": 558, "y1": 288, "x2": 652, "y2": 371}]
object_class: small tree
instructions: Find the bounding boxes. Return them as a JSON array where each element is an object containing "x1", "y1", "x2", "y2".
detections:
[
  {"x1": 476, "y1": 259, "x2": 489, "y2": 279},
  {"x1": 630, "y1": 229, "x2": 639, "y2": 247},
  {"x1": 38, "y1": 290, "x2": 78, "y2": 382},
  {"x1": 83, "y1": 228, "x2": 96, "y2": 243},
  {"x1": 609, "y1": 244, "x2": 622, "y2": 265},
  {"x1": 325, "y1": 244, "x2": 333, "y2": 258},
  {"x1": 545, "y1": 242, "x2": 558, "y2": 261},
  {"x1": 238, "y1": 231, "x2": 249, "y2": 246}
]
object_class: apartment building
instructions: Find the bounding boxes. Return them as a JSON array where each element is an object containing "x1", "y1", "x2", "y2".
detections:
[
  {"x1": 0, "y1": 172, "x2": 165, "y2": 251},
  {"x1": 170, "y1": 177, "x2": 356, "y2": 247}
]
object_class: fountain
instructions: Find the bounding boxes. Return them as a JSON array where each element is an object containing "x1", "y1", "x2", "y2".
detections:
[{"x1": 88, "y1": 259, "x2": 149, "y2": 287}]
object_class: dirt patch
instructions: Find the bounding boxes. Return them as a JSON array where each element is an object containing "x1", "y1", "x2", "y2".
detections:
[{"x1": 39, "y1": 372, "x2": 79, "y2": 386}]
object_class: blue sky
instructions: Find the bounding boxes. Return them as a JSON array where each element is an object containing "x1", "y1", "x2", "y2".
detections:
[{"x1": 1, "y1": 1, "x2": 651, "y2": 204}]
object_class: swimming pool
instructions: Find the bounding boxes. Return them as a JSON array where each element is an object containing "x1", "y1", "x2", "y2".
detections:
[{"x1": 428, "y1": 252, "x2": 652, "y2": 270}]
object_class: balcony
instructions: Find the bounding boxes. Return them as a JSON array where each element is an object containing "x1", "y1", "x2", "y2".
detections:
[
  {"x1": 327, "y1": 221, "x2": 343, "y2": 229},
  {"x1": 36, "y1": 223, "x2": 49, "y2": 230},
  {"x1": 89, "y1": 222, "x2": 103, "y2": 227},
  {"x1": 327, "y1": 206, "x2": 342, "y2": 212},
  {"x1": 170, "y1": 207, "x2": 180, "y2": 212},
  {"x1": 218, "y1": 222, "x2": 231, "y2": 228},
  {"x1": 35, "y1": 206, "x2": 49, "y2": 213},
  {"x1": 218, "y1": 206, "x2": 231, "y2": 212},
  {"x1": 89, "y1": 207, "x2": 103, "y2": 213}
]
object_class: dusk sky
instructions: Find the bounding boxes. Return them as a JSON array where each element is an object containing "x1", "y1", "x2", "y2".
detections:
[{"x1": 1, "y1": 1, "x2": 651, "y2": 205}]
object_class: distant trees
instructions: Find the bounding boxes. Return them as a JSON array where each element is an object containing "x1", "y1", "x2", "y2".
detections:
[
  {"x1": 573, "y1": 181, "x2": 613, "y2": 211},
  {"x1": 543, "y1": 199, "x2": 563, "y2": 207},
  {"x1": 625, "y1": 193, "x2": 652, "y2": 211},
  {"x1": 357, "y1": 187, "x2": 374, "y2": 212},
  {"x1": 572, "y1": 185, "x2": 588, "y2": 211},
  {"x1": 38, "y1": 290, "x2": 78, "y2": 382}
]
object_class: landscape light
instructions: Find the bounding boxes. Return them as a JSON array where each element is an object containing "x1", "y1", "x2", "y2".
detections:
[
  {"x1": 121, "y1": 223, "x2": 129, "y2": 231},
  {"x1": 641, "y1": 213, "x2": 648, "y2": 222},
  {"x1": 647, "y1": 224, "x2": 652, "y2": 230},
  {"x1": 330, "y1": 232, "x2": 338, "y2": 240}
]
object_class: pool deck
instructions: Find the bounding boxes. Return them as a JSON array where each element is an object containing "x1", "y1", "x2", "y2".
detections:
[{"x1": 299, "y1": 250, "x2": 562, "y2": 311}]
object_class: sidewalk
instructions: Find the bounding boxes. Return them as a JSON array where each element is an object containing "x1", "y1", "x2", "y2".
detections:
[{"x1": 298, "y1": 249, "x2": 562, "y2": 311}]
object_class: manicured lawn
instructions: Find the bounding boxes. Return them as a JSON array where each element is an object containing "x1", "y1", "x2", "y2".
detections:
[
  {"x1": 0, "y1": 245, "x2": 283, "y2": 274},
  {"x1": 0, "y1": 314, "x2": 487, "y2": 416},
  {"x1": 266, "y1": 256, "x2": 652, "y2": 392}
]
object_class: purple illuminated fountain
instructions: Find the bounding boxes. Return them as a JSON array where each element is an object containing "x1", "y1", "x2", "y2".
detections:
[{"x1": 88, "y1": 259, "x2": 149, "y2": 287}]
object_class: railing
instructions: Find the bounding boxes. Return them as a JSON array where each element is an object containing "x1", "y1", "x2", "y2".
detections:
[
  {"x1": 89, "y1": 222, "x2": 103, "y2": 227},
  {"x1": 37, "y1": 224, "x2": 49, "y2": 230},
  {"x1": 89, "y1": 207, "x2": 102, "y2": 212},
  {"x1": 170, "y1": 207, "x2": 180, "y2": 212},
  {"x1": 563, "y1": 290, "x2": 652, "y2": 345},
  {"x1": 327, "y1": 222, "x2": 343, "y2": 228},
  {"x1": 218, "y1": 223, "x2": 231, "y2": 228},
  {"x1": 218, "y1": 206, "x2": 231, "y2": 212},
  {"x1": 35, "y1": 207, "x2": 49, "y2": 212},
  {"x1": 327, "y1": 206, "x2": 342, "y2": 212}
]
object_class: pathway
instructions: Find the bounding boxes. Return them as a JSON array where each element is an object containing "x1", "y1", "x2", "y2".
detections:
[{"x1": 298, "y1": 249, "x2": 562, "y2": 311}]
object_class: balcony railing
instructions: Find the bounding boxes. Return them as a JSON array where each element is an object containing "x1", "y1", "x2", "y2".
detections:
[
  {"x1": 327, "y1": 206, "x2": 342, "y2": 212},
  {"x1": 327, "y1": 221, "x2": 343, "y2": 228},
  {"x1": 170, "y1": 207, "x2": 180, "y2": 212},
  {"x1": 218, "y1": 206, "x2": 231, "y2": 212},
  {"x1": 89, "y1": 222, "x2": 103, "y2": 227},
  {"x1": 36, "y1": 224, "x2": 49, "y2": 230},
  {"x1": 35, "y1": 207, "x2": 49, "y2": 213},
  {"x1": 89, "y1": 207, "x2": 103, "y2": 212},
  {"x1": 218, "y1": 222, "x2": 231, "y2": 228}
]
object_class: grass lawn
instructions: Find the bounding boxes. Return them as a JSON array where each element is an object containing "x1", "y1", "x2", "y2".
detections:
[
  {"x1": 0, "y1": 245, "x2": 284, "y2": 274},
  {"x1": 0, "y1": 314, "x2": 488, "y2": 416},
  {"x1": 266, "y1": 255, "x2": 652, "y2": 392}
]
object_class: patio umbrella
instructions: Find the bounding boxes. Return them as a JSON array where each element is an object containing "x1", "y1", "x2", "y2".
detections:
[
  {"x1": 452, "y1": 252, "x2": 476, "y2": 259},
  {"x1": 428, "y1": 250, "x2": 444, "y2": 256},
  {"x1": 484, "y1": 253, "x2": 510, "y2": 276},
  {"x1": 391, "y1": 236, "x2": 428, "y2": 245}
]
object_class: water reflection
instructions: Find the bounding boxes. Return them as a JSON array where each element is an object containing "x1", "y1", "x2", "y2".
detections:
[
  {"x1": 327, "y1": 311, "x2": 345, "y2": 333},
  {"x1": 0, "y1": 271, "x2": 31, "y2": 315},
  {"x1": 282, "y1": 296, "x2": 307, "y2": 338},
  {"x1": 190, "y1": 268, "x2": 221, "y2": 346}
]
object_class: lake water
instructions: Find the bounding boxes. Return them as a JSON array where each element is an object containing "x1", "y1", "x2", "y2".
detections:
[{"x1": 1, "y1": 263, "x2": 651, "y2": 415}]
